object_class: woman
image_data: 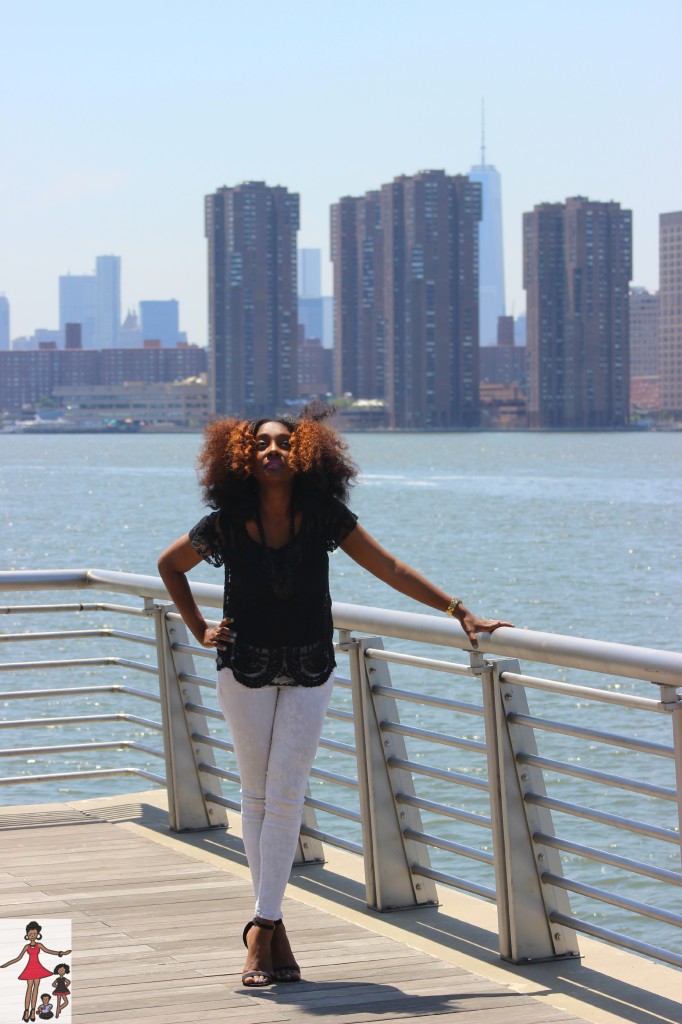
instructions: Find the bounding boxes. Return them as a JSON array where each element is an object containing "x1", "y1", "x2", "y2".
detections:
[{"x1": 158, "y1": 403, "x2": 511, "y2": 987}]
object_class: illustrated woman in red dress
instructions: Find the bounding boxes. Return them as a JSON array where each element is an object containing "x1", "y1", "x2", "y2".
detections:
[{"x1": 0, "y1": 921, "x2": 71, "y2": 1022}]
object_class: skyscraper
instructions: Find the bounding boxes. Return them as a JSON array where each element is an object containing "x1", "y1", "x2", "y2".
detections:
[
  {"x1": 140, "y1": 300, "x2": 180, "y2": 347},
  {"x1": 298, "y1": 249, "x2": 322, "y2": 298},
  {"x1": 658, "y1": 212, "x2": 682, "y2": 418},
  {"x1": 523, "y1": 197, "x2": 632, "y2": 428},
  {"x1": 469, "y1": 126, "x2": 506, "y2": 347},
  {"x1": 205, "y1": 181, "x2": 300, "y2": 417},
  {"x1": 94, "y1": 255, "x2": 121, "y2": 348},
  {"x1": 59, "y1": 256, "x2": 121, "y2": 349},
  {"x1": 59, "y1": 274, "x2": 97, "y2": 348},
  {"x1": 332, "y1": 170, "x2": 482, "y2": 428},
  {"x1": 0, "y1": 295, "x2": 9, "y2": 350}
]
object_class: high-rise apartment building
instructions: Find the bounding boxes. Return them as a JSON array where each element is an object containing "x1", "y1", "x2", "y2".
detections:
[
  {"x1": 332, "y1": 171, "x2": 481, "y2": 428},
  {"x1": 94, "y1": 255, "x2": 121, "y2": 348},
  {"x1": 468, "y1": 160, "x2": 506, "y2": 347},
  {"x1": 205, "y1": 182, "x2": 300, "y2": 417},
  {"x1": 140, "y1": 300, "x2": 180, "y2": 347},
  {"x1": 523, "y1": 197, "x2": 632, "y2": 428},
  {"x1": 0, "y1": 295, "x2": 9, "y2": 350},
  {"x1": 659, "y1": 212, "x2": 682, "y2": 418}
]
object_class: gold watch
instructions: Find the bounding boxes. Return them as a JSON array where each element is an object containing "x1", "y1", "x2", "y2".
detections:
[{"x1": 445, "y1": 597, "x2": 463, "y2": 616}]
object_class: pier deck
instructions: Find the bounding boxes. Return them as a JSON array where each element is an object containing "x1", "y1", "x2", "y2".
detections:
[{"x1": 0, "y1": 792, "x2": 679, "y2": 1024}]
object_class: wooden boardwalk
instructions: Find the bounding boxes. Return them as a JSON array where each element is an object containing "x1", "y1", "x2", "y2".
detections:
[{"x1": 0, "y1": 794, "x2": 679, "y2": 1024}]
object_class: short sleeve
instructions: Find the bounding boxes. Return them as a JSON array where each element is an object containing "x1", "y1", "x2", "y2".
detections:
[
  {"x1": 323, "y1": 498, "x2": 358, "y2": 552},
  {"x1": 188, "y1": 511, "x2": 225, "y2": 567}
]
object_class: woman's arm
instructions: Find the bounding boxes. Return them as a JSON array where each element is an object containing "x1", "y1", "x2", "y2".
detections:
[
  {"x1": 37, "y1": 944, "x2": 71, "y2": 957},
  {"x1": 157, "y1": 536, "x2": 233, "y2": 650},
  {"x1": 339, "y1": 523, "x2": 512, "y2": 647}
]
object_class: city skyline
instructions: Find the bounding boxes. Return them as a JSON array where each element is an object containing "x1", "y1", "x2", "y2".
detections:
[{"x1": 1, "y1": 2, "x2": 680, "y2": 344}]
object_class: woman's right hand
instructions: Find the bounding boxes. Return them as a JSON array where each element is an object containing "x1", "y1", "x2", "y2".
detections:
[{"x1": 202, "y1": 617, "x2": 236, "y2": 651}]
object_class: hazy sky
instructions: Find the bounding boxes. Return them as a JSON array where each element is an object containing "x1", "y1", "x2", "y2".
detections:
[{"x1": 2, "y1": 0, "x2": 680, "y2": 344}]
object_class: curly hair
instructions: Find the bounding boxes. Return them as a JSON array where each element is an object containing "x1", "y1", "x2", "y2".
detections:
[{"x1": 197, "y1": 401, "x2": 357, "y2": 513}]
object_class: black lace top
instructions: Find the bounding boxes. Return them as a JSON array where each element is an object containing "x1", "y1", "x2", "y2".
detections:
[{"x1": 188, "y1": 496, "x2": 358, "y2": 687}]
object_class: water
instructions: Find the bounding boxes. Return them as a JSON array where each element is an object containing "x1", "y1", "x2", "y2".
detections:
[{"x1": 1, "y1": 431, "x2": 681, "y2": 952}]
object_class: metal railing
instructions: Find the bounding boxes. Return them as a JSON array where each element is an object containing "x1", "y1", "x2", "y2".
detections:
[{"x1": 1, "y1": 568, "x2": 680, "y2": 969}]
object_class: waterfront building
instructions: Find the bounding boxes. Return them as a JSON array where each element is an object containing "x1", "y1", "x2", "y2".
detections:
[
  {"x1": 332, "y1": 170, "x2": 481, "y2": 428},
  {"x1": 140, "y1": 299, "x2": 180, "y2": 347},
  {"x1": 59, "y1": 273, "x2": 97, "y2": 348},
  {"x1": 468, "y1": 159, "x2": 506, "y2": 347},
  {"x1": 205, "y1": 181, "x2": 300, "y2": 418},
  {"x1": 658, "y1": 211, "x2": 682, "y2": 419},
  {"x1": 0, "y1": 344, "x2": 207, "y2": 416},
  {"x1": 54, "y1": 376, "x2": 209, "y2": 427},
  {"x1": 523, "y1": 197, "x2": 632, "y2": 428},
  {"x1": 94, "y1": 255, "x2": 121, "y2": 348},
  {"x1": 0, "y1": 294, "x2": 9, "y2": 350}
]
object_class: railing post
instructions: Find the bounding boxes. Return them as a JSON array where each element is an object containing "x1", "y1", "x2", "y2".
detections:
[
  {"x1": 490, "y1": 658, "x2": 580, "y2": 963},
  {"x1": 152, "y1": 600, "x2": 227, "y2": 832},
  {"x1": 295, "y1": 785, "x2": 325, "y2": 865},
  {"x1": 657, "y1": 683, "x2": 682, "y2": 870},
  {"x1": 349, "y1": 635, "x2": 437, "y2": 911},
  {"x1": 478, "y1": 653, "x2": 512, "y2": 959}
]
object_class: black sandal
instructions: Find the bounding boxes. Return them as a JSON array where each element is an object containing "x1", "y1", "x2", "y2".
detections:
[
  {"x1": 241, "y1": 917, "x2": 275, "y2": 987},
  {"x1": 272, "y1": 918, "x2": 301, "y2": 983}
]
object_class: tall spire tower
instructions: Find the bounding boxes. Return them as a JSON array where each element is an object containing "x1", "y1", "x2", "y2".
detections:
[{"x1": 469, "y1": 104, "x2": 506, "y2": 346}]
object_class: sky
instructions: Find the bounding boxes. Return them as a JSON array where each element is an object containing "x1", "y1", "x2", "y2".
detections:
[{"x1": 1, "y1": 0, "x2": 680, "y2": 344}]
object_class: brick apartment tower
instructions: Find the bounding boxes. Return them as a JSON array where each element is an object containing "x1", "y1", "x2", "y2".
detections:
[
  {"x1": 523, "y1": 197, "x2": 632, "y2": 428},
  {"x1": 658, "y1": 212, "x2": 682, "y2": 419},
  {"x1": 331, "y1": 171, "x2": 481, "y2": 428},
  {"x1": 205, "y1": 182, "x2": 300, "y2": 418}
]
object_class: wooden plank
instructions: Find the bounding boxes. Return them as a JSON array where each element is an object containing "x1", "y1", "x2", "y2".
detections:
[{"x1": 0, "y1": 810, "x2": 592, "y2": 1024}]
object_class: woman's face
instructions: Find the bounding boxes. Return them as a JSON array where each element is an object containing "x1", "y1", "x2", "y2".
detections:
[
  {"x1": 27, "y1": 929, "x2": 38, "y2": 941},
  {"x1": 252, "y1": 421, "x2": 294, "y2": 483}
]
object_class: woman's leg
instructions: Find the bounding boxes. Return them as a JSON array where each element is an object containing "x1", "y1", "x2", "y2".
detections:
[
  {"x1": 255, "y1": 673, "x2": 334, "y2": 921},
  {"x1": 216, "y1": 668, "x2": 279, "y2": 902}
]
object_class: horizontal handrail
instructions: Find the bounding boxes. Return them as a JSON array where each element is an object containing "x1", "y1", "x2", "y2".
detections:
[
  {"x1": 507, "y1": 711, "x2": 675, "y2": 758},
  {"x1": 525, "y1": 792, "x2": 680, "y2": 844},
  {"x1": 2, "y1": 568, "x2": 680, "y2": 686},
  {"x1": 0, "y1": 685, "x2": 160, "y2": 703},
  {"x1": 518, "y1": 753, "x2": 677, "y2": 801},
  {"x1": 542, "y1": 872, "x2": 682, "y2": 929},
  {"x1": 0, "y1": 767, "x2": 165, "y2": 787},
  {"x1": 0, "y1": 628, "x2": 156, "y2": 646}
]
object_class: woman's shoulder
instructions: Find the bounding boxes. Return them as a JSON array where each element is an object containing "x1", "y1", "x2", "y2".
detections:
[{"x1": 303, "y1": 492, "x2": 357, "y2": 546}]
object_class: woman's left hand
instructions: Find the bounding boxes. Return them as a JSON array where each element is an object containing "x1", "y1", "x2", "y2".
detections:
[
  {"x1": 203, "y1": 617, "x2": 236, "y2": 651},
  {"x1": 457, "y1": 609, "x2": 514, "y2": 649}
]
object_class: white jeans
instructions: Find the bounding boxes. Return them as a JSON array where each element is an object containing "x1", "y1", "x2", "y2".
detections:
[{"x1": 216, "y1": 667, "x2": 334, "y2": 921}]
